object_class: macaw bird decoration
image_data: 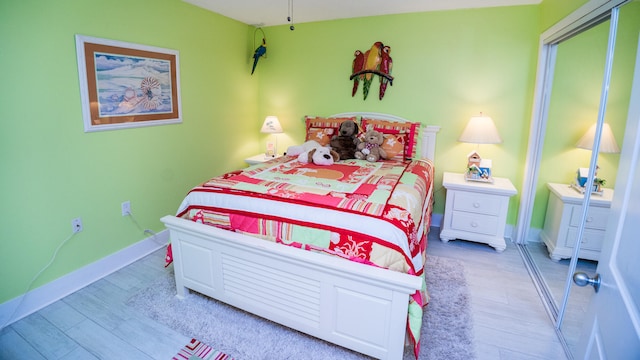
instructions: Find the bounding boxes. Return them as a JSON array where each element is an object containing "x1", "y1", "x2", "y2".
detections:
[
  {"x1": 362, "y1": 42, "x2": 383, "y2": 100},
  {"x1": 379, "y1": 45, "x2": 393, "y2": 100},
  {"x1": 349, "y1": 41, "x2": 394, "y2": 100},
  {"x1": 351, "y1": 50, "x2": 365, "y2": 96},
  {"x1": 251, "y1": 28, "x2": 267, "y2": 75}
]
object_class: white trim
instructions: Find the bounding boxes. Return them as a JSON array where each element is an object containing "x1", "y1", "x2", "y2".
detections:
[
  {"x1": 431, "y1": 212, "x2": 443, "y2": 229},
  {"x1": 541, "y1": 0, "x2": 627, "y2": 44},
  {"x1": 0, "y1": 230, "x2": 168, "y2": 328}
]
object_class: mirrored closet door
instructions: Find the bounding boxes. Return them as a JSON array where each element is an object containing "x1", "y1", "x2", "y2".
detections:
[{"x1": 514, "y1": 0, "x2": 640, "y2": 358}]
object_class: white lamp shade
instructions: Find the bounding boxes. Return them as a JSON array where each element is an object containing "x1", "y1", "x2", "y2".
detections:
[
  {"x1": 458, "y1": 114, "x2": 502, "y2": 144},
  {"x1": 576, "y1": 123, "x2": 620, "y2": 153},
  {"x1": 260, "y1": 116, "x2": 283, "y2": 134}
]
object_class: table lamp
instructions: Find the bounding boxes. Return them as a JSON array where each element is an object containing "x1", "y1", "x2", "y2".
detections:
[
  {"x1": 458, "y1": 113, "x2": 502, "y2": 182},
  {"x1": 573, "y1": 122, "x2": 620, "y2": 194},
  {"x1": 260, "y1": 115, "x2": 283, "y2": 157}
]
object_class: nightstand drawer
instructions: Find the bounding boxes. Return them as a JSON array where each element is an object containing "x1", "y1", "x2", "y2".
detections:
[
  {"x1": 452, "y1": 192, "x2": 502, "y2": 216},
  {"x1": 450, "y1": 211, "x2": 499, "y2": 236},
  {"x1": 569, "y1": 205, "x2": 609, "y2": 230},
  {"x1": 565, "y1": 227, "x2": 605, "y2": 251}
]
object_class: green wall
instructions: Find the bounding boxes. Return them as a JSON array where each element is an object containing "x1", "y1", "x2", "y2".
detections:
[
  {"x1": 0, "y1": 0, "x2": 258, "y2": 303},
  {"x1": 256, "y1": 6, "x2": 541, "y2": 222}
]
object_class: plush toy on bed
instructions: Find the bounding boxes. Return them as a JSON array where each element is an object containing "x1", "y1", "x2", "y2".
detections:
[
  {"x1": 355, "y1": 127, "x2": 387, "y2": 162},
  {"x1": 286, "y1": 140, "x2": 322, "y2": 157},
  {"x1": 329, "y1": 120, "x2": 360, "y2": 160},
  {"x1": 300, "y1": 146, "x2": 339, "y2": 165},
  {"x1": 287, "y1": 140, "x2": 339, "y2": 165}
]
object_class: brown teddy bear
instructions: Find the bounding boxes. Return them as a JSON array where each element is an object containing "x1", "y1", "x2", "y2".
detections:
[
  {"x1": 330, "y1": 120, "x2": 359, "y2": 160},
  {"x1": 355, "y1": 127, "x2": 387, "y2": 162}
]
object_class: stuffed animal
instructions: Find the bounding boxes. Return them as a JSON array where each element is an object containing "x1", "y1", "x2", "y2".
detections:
[
  {"x1": 286, "y1": 140, "x2": 323, "y2": 157},
  {"x1": 329, "y1": 120, "x2": 360, "y2": 160},
  {"x1": 287, "y1": 140, "x2": 339, "y2": 165},
  {"x1": 298, "y1": 146, "x2": 339, "y2": 166},
  {"x1": 355, "y1": 127, "x2": 387, "y2": 162}
]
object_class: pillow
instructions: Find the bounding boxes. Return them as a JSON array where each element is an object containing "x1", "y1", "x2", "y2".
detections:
[
  {"x1": 361, "y1": 118, "x2": 421, "y2": 160},
  {"x1": 380, "y1": 133, "x2": 407, "y2": 161},
  {"x1": 305, "y1": 116, "x2": 357, "y2": 146}
]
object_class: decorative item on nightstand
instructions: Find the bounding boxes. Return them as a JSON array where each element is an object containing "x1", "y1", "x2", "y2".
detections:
[
  {"x1": 260, "y1": 115, "x2": 284, "y2": 158},
  {"x1": 458, "y1": 113, "x2": 502, "y2": 183},
  {"x1": 572, "y1": 167, "x2": 606, "y2": 195},
  {"x1": 572, "y1": 122, "x2": 620, "y2": 195}
]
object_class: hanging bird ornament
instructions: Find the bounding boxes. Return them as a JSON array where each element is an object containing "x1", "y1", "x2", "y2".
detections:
[
  {"x1": 362, "y1": 42, "x2": 382, "y2": 100},
  {"x1": 351, "y1": 50, "x2": 365, "y2": 96},
  {"x1": 251, "y1": 29, "x2": 267, "y2": 75},
  {"x1": 349, "y1": 41, "x2": 394, "y2": 100},
  {"x1": 379, "y1": 45, "x2": 393, "y2": 100}
]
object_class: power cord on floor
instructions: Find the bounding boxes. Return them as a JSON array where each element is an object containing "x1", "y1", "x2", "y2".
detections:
[
  {"x1": 1, "y1": 231, "x2": 77, "y2": 331},
  {"x1": 125, "y1": 212, "x2": 166, "y2": 247},
  {"x1": 2, "y1": 213, "x2": 167, "y2": 331}
]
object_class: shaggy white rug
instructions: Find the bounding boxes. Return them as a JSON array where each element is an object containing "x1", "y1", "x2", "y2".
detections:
[{"x1": 127, "y1": 254, "x2": 475, "y2": 360}]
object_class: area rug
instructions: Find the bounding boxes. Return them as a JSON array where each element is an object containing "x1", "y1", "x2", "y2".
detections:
[
  {"x1": 173, "y1": 338, "x2": 233, "y2": 360},
  {"x1": 127, "y1": 254, "x2": 475, "y2": 360}
]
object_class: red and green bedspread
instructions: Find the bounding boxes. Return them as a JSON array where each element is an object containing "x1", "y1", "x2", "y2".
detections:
[{"x1": 170, "y1": 156, "x2": 434, "y2": 357}]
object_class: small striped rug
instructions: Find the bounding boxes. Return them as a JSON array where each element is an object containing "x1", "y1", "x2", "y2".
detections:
[{"x1": 172, "y1": 338, "x2": 233, "y2": 360}]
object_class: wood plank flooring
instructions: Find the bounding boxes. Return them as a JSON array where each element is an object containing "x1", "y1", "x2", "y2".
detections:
[{"x1": 0, "y1": 227, "x2": 567, "y2": 359}]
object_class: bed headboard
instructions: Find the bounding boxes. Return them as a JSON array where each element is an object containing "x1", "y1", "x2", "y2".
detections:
[{"x1": 331, "y1": 112, "x2": 440, "y2": 162}]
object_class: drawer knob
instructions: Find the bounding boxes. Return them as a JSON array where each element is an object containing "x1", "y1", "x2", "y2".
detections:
[
  {"x1": 471, "y1": 221, "x2": 478, "y2": 228},
  {"x1": 473, "y1": 202, "x2": 480, "y2": 208},
  {"x1": 586, "y1": 217, "x2": 593, "y2": 223}
]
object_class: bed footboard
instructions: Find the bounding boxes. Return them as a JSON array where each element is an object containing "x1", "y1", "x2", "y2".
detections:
[{"x1": 161, "y1": 215, "x2": 421, "y2": 360}]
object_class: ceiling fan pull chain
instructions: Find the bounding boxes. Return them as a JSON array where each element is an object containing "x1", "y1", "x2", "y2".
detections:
[{"x1": 288, "y1": 0, "x2": 295, "y2": 30}]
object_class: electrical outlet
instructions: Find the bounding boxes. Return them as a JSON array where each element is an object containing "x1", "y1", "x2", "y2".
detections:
[
  {"x1": 72, "y1": 218, "x2": 83, "y2": 233},
  {"x1": 121, "y1": 201, "x2": 131, "y2": 216}
]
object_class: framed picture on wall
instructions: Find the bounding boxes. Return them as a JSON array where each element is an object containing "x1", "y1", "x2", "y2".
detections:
[{"x1": 75, "y1": 35, "x2": 182, "y2": 132}]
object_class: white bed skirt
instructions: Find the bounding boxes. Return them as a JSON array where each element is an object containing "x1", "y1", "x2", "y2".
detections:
[{"x1": 161, "y1": 215, "x2": 422, "y2": 360}]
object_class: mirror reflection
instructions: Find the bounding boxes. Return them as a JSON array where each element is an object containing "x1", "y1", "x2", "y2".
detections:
[
  {"x1": 559, "y1": 2, "x2": 640, "y2": 356},
  {"x1": 528, "y1": 16, "x2": 613, "y2": 313},
  {"x1": 520, "y1": 0, "x2": 640, "y2": 357}
]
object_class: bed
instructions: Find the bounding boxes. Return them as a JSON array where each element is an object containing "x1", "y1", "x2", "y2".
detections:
[{"x1": 161, "y1": 112, "x2": 440, "y2": 360}]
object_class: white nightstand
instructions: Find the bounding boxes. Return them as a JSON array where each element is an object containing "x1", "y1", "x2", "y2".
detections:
[
  {"x1": 244, "y1": 154, "x2": 282, "y2": 165},
  {"x1": 440, "y1": 172, "x2": 517, "y2": 252},
  {"x1": 539, "y1": 183, "x2": 613, "y2": 261}
]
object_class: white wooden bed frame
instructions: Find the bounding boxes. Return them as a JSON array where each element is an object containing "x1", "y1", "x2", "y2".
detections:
[{"x1": 161, "y1": 113, "x2": 440, "y2": 359}]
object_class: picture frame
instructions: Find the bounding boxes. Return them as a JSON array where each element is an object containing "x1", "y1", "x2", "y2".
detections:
[
  {"x1": 75, "y1": 35, "x2": 182, "y2": 132},
  {"x1": 265, "y1": 141, "x2": 276, "y2": 157}
]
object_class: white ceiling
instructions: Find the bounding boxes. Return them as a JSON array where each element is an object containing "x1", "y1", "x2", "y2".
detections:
[{"x1": 183, "y1": 0, "x2": 541, "y2": 27}]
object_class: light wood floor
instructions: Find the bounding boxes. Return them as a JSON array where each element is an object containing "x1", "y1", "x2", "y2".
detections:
[{"x1": 0, "y1": 227, "x2": 566, "y2": 360}]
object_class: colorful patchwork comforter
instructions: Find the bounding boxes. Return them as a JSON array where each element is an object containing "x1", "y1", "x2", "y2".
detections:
[{"x1": 171, "y1": 156, "x2": 434, "y2": 357}]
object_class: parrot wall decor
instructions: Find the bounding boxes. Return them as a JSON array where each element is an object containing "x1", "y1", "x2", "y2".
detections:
[
  {"x1": 349, "y1": 41, "x2": 394, "y2": 100},
  {"x1": 251, "y1": 28, "x2": 267, "y2": 75}
]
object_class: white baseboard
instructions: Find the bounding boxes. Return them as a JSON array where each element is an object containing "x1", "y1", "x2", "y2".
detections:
[
  {"x1": 527, "y1": 227, "x2": 543, "y2": 243},
  {"x1": 0, "y1": 230, "x2": 168, "y2": 328},
  {"x1": 431, "y1": 212, "x2": 443, "y2": 228}
]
